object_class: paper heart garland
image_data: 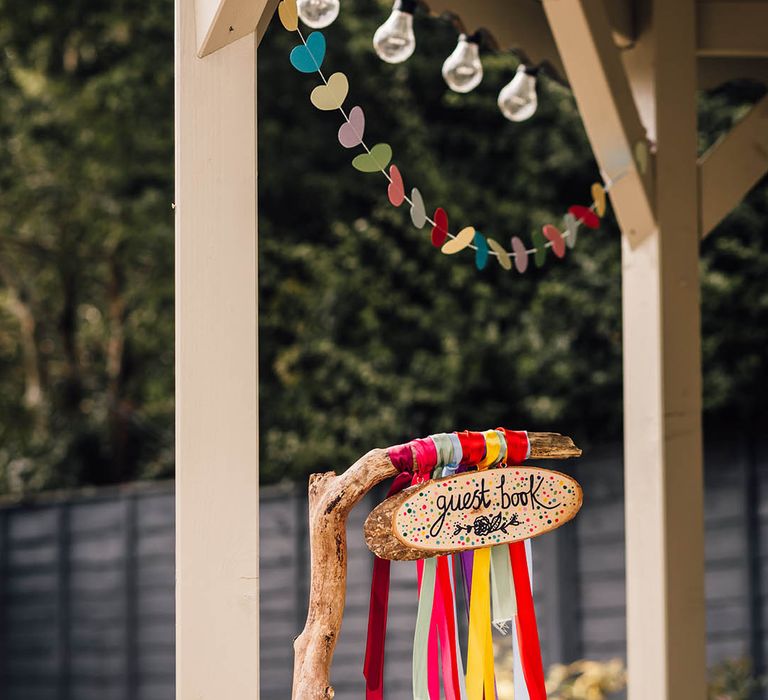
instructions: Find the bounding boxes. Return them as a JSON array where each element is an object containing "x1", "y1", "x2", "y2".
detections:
[
  {"x1": 352, "y1": 143, "x2": 392, "y2": 173},
  {"x1": 410, "y1": 188, "x2": 426, "y2": 229},
  {"x1": 310, "y1": 72, "x2": 348, "y2": 111},
  {"x1": 441, "y1": 226, "x2": 475, "y2": 254},
  {"x1": 591, "y1": 183, "x2": 606, "y2": 217},
  {"x1": 568, "y1": 205, "x2": 600, "y2": 230},
  {"x1": 278, "y1": 0, "x2": 298, "y2": 31},
  {"x1": 487, "y1": 239, "x2": 511, "y2": 270},
  {"x1": 511, "y1": 237, "x2": 528, "y2": 274},
  {"x1": 542, "y1": 224, "x2": 566, "y2": 258},
  {"x1": 634, "y1": 141, "x2": 649, "y2": 174},
  {"x1": 338, "y1": 106, "x2": 365, "y2": 148},
  {"x1": 431, "y1": 208, "x2": 448, "y2": 247},
  {"x1": 281, "y1": 18, "x2": 614, "y2": 274},
  {"x1": 388, "y1": 165, "x2": 405, "y2": 207},
  {"x1": 564, "y1": 213, "x2": 579, "y2": 250},
  {"x1": 290, "y1": 31, "x2": 326, "y2": 73},
  {"x1": 474, "y1": 231, "x2": 489, "y2": 270},
  {"x1": 531, "y1": 230, "x2": 547, "y2": 268}
]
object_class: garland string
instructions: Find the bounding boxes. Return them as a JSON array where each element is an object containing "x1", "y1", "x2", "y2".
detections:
[{"x1": 288, "y1": 23, "x2": 629, "y2": 268}]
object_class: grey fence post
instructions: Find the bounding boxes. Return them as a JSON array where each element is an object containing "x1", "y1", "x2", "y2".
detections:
[{"x1": 56, "y1": 503, "x2": 71, "y2": 700}]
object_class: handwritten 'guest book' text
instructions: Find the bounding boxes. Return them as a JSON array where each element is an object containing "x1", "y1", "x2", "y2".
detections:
[{"x1": 364, "y1": 467, "x2": 583, "y2": 560}]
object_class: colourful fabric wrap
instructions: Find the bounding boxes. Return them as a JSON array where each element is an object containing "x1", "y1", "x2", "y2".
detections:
[
  {"x1": 496, "y1": 429, "x2": 530, "y2": 463},
  {"x1": 387, "y1": 442, "x2": 415, "y2": 473},
  {"x1": 456, "y1": 430, "x2": 487, "y2": 466},
  {"x1": 509, "y1": 540, "x2": 546, "y2": 700},
  {"x1": 493, "y1": 429, "x2": 508, "y2": 465},
  {"x1": 431, "y1": 433, "x2": 454, "y2": 471},
  {"x1": 363, "y1": 471, "x2": 414, "y2": 698},
  {"x1": 445, "y1": 434, "x2": 463, "y2": 475},
  {"x1": 412, "y1": 437, "x2": 438, "y2": 474},
  {"x1": 466, "y1": 432, "x2": 501, "y2": 700},
  {"x1": 467, "y1": 547, "x2": 495, "y2": 700}
]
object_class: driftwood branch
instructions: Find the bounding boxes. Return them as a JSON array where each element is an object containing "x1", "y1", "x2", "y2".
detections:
[{"x1": 291, "y1": 432, "x2": 581, "y2": 700}]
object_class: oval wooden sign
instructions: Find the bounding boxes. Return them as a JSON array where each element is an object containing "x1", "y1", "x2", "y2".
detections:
[{"x1": 364, "y1": 467, "x2": 582, "y2": 561}]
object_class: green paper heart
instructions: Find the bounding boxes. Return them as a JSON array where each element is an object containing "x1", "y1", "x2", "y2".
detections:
[
  {"x1": 532, "y1": 229, "x2": 548, "y2": 268},
  {"x1": 352, "y1": 143, "x2": 392, "y2": 173}
]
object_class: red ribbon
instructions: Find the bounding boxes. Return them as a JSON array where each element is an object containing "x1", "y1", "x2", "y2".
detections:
[
  {"x1": 363, "y1": 471, "x2": 413, "y2": 698},
  {"x1": 456, "y1": 430, "x2": 487, "y2": 466},
  {"x1": 509, "y1": 540, "x2": 546, "y2": 700},
  {"x1": 412, "y1": 437, "x2": 438, "y2": 474},
  {"x1": 435, "y1": 556, "x2": 462, "y2": 697},
  {"x1": 497, "y1": 428, "x2": 529, "y2": 464}
]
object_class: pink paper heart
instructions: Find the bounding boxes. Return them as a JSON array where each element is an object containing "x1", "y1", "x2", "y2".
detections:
[
  {"x1": 388, "y1": 164, "x2": 405, "y2": 207},
  {"x1": 542, "y1": 224, "x2": 566, "y2": 258},
  {"x1": 338, "y1": 106, "x2": 365, "y2": 149}
]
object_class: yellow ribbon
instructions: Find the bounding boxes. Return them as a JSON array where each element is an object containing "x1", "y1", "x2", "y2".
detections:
[{"x1": 466, "y1": 431, "x2": 501, "y2": 699}]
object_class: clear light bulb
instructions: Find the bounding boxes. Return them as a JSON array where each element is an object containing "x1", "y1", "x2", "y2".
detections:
[
  {"x1": 441, "y1": 34, "x2": 483, "y2": 93},
  {"x1": 373, "y1": 0, "x2": 416, "y2": 64},
  {"x1": 497, "y1": 65, "x2": 538, "y2": 122},
  {"x1": 297, "y1": 0, "x2": 340, "y2": 28}
]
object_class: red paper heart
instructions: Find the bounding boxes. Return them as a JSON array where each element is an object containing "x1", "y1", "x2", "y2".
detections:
[
  {"x1": 387, "y1": 165, "x2": 405, "y2": 207},
  {"x1": 432, "y1": 208, "x2": 448, "y2": 247},
  {"x1": 568, "y1": 205, "x2": 600, "y2": 229},
  {"x1": 542, "y1": 224, "x2": 566, "y2": 258}
]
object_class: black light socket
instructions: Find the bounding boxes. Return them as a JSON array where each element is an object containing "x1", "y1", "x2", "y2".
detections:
[{"x1": 394, "y1": 0, "x2": 419, "y2": 14}]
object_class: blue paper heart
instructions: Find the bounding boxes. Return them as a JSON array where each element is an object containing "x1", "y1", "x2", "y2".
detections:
[
  {"x1": 474, "y1": 231, "x2": 489, "y2": 270},
  {"x1": 289, "y1": 31, "x2": 326, "y2": 73}
]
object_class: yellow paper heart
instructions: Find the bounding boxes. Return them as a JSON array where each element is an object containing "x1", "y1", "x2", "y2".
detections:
[
  {"x1": 591, "y1": 182, "x2": 606, "y2": 217},
  {"x1": 634, "y1": 140, "x2": 648, "y2": 174},
  {"x1": 441, "y1": 227, "x2": 475, "y2": 255},
  {"x1": 310, "y1": 72, "x2": 348, "y2": 111},
  {"x1": 487, "y1": 238, "x2": 511, "y2": 270},
  {"x1": 278, "y1": 0, "x2": 298, "y2": 31}
]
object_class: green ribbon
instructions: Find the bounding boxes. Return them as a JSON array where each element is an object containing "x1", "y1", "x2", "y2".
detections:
[
  {"x1": 490, "y1": 545, "x2": 516, "y2": 635},
  {"x1": 413, "y1": 557, "x2": 437, "y2": 700}
]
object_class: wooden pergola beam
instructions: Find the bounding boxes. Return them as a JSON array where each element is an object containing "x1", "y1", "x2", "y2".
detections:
[
  {"x1": 698, "y1": 1, "x2": 768, "y2": 58},
  {"x1": 195, "y1": 0, "x2": 273, "y2": 57},
  {"x1": 542, "y1": 0, "x2": 656, "y2": 248},
  {"x1": 699, "y1": 93, "x2": 768, "y2": 237}
]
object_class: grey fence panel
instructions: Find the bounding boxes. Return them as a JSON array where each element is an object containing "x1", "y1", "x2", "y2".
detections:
[{"x1": 1, "y1": 440, "x2": 768, "y2": 699}]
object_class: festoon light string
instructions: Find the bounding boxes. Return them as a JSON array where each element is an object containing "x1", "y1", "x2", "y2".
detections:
[
  {"x1": 364, "y1": 428, "x2": 544, "y2": 699},
  {"x1": 277, "y1": 0, "x2": 634, "y2": 272}
]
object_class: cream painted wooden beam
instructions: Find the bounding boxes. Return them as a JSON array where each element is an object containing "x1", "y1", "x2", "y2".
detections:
[
  {"x1": 196, "y1": 0, "x2": 273, "y2": 57},
  {"x1": 620, "y1": 1, "x2": 707, "y2": 698},
  {"x1": 426, "y1": 0, "x2": 567, "y2": 77},
  {"x1": 699, "y1": 94, "x2": 768, "y2": 237},
  {"x1": 543, "y1": 0, "x2": 655, "y2": 247},
  {"x1": 698, "y1": 1, "x2": 768, "y2": 57},
  {"x1": 176, "y1": 0, "x2": 259, "y2": 697}
]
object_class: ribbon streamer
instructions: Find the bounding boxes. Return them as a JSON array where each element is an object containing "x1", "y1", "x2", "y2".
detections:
[
  {"x1": 510, "y1": 540, "x2": 547, "y2": 700},
  {"x1": 363, "y1": 471, "x2": 414, "y2": 699}
]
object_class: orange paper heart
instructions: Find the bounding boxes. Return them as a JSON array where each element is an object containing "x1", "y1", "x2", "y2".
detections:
[{"x1": 388, "y1": 165, "x2": 405, "y2": 207}]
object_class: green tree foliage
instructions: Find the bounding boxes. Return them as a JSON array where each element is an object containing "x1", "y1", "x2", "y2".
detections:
[
  {"x1": 0, "y1": 1, "x2": 174, "y2": 492},
  {"x1": 0, "y1": 0, "x2": 765, "y2": 491},
  {"x1": 258, "y1": 1, "x2": 768, "y2": 481}
]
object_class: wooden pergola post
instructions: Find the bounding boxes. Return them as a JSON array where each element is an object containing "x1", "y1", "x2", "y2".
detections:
[
  {"x1": 623, "y1": 4, "x2": 706, "y2": 698},
  {"x1": 545, "y1": 1, "x2": 706, "y2": 696},
  {"x1": 175, "y1": 0, "x2": 259, "y2": 697}
]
